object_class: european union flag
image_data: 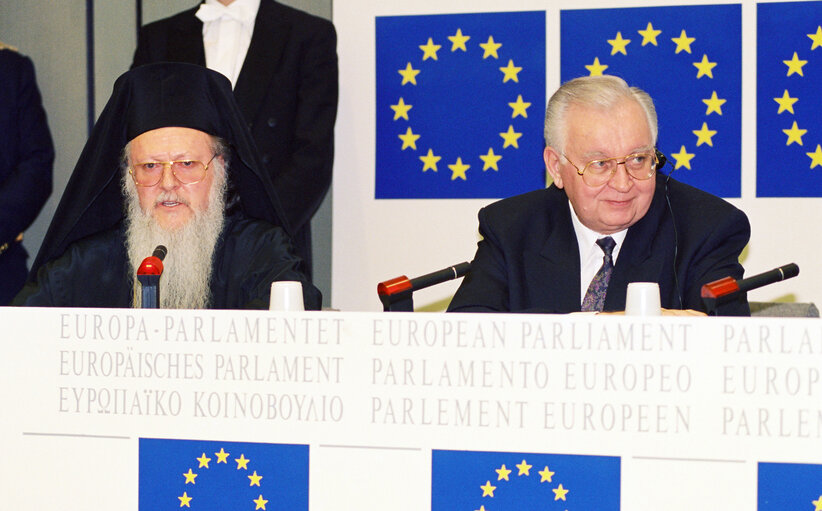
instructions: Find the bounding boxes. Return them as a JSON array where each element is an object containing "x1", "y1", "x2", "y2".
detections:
[
  {"x1": 431, "y1": 449, "x2": 620, "y2": 510},
  {"x1": 757, "y1": 1, "x2": 822, "y2": 197},
  {"x1": 375, "y1": 11, "x2": 546, "y2": 199},
  {"x1": 139, "y1": 438, "x2": 308, "y2": 510},
  {"x1": 560, "y1": 5, "x2": 742, "y2": 198},
  {"x1": 758, "y1": 461, "x2": 822, "y2": 510}
]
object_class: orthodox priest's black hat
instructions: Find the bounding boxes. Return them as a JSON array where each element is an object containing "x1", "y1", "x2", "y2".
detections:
[{"x1": 30, "y1": 62, "x2": 289, "y2": 278}]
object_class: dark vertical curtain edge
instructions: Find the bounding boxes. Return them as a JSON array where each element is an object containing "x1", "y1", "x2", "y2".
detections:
[{"x1": 86, "y1": 0, "x2": 95, "y2": 136}]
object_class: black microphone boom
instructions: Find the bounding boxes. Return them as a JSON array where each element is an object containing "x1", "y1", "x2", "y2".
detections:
[
  {"x1": 701, "y1": 263, "x2": 799, "y2": 315},
  {"x1": 377, "y1": 262, "x2": 471, "y2": 312}
]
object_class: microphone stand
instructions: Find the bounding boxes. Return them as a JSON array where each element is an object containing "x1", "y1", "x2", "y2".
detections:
[
  {"x1": 701, "y1": 263, "x2": 799, "y2": 316},
  {"x1": 378, "y1": 262, "x2": 471, "y2": 312},
  {"x1": 137, "y1": 246, "x2": 167, "y2": 309}
]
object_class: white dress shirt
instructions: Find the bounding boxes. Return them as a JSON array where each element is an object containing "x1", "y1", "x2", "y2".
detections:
[
  {"x1": 568, "y1": 202, "x2": 627, "y2": 305},
  {"x1": 196, "y1": 0, "x2": 261, "y2": 88}
]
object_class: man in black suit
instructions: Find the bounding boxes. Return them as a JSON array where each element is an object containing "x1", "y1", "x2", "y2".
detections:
[
  {"x1": 0, "y1": 43, "x2": 54, "y2": 304},
  {"x1": 448, "y1": 75, "x2": 750, "y2": 316},
  {"x1": 132, "y1": 0, "x2": 338, "y2": 281}
]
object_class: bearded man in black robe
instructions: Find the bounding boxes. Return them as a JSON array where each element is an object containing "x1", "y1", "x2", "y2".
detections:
[{"x1": 15, "y1": 62, "x2": 320, "y2": 309}]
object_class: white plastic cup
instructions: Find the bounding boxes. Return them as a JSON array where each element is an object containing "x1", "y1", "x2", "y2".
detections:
[
  {"x1": 269, "y1": 281, "x2": 304, "y2": 311},
  {"x1": 625, "y1": 282, "x2": 661, "y2": 316}
]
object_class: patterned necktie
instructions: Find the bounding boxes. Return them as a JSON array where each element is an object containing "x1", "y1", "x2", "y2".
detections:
[{"x1": 581, "y1": 236, "x2": 616, "y2": 312}]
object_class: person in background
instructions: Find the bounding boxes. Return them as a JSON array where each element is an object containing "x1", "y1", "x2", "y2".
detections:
[
  {"x1": 15, "y1": 63, "x2": 319, "y2": 310},
  {"x1": 448, "y1": 75, "x2": 750, "y2": 316},
  {"x1": 0, "y1": 41, "x2": 54, "y2": 305},
  {"x1": 132, "y1": 0, "x2": 338, "y2": 281}
]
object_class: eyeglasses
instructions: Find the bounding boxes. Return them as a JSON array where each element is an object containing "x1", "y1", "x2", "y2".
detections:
[
  {"x1": 563, "y1": 151, "x2": 658, "y2": 187},
  {"x1": 129, "y1": 154, "x2": 217, "y2": 187}
]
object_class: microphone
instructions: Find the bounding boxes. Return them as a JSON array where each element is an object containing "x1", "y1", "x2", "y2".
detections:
[
  {"x1": 378, "y1": 262, "x2": 471, "y2": 311},
  {"x1": 701, "y1": 263, "x2": 799, "y2": 314},
  {"x1": 137, "y1": 245, "x2": 167, "y2": 276},
  {"x1": 136, "y1": 245, "x2": 167, "y2": 309}
]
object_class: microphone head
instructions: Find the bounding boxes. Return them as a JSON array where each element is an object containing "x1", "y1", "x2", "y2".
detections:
[
  {"x1": 152, "y1": 245, "x2": 168, "y2": 261},
  {"x1": 780, "y1": 263, "x2": 799, "y2": 280}
]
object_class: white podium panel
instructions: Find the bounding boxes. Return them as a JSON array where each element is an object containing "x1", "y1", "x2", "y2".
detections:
[{"x1": 2, "y1": 308, "x2": 820, "y2": 510}]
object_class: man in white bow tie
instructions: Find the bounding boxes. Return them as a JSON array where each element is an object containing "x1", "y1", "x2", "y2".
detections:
[{"x1": 132, "y1": 0, "x2": 338, "y2": 285}]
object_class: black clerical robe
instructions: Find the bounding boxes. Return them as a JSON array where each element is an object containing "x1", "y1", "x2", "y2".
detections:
[{"x1": 14, "y1": 213, "x2": 320, "y2": 309}]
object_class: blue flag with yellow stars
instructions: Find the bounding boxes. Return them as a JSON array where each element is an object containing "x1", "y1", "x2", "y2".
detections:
[
  {"x1": 431, "y1": 449, "x2": 620, "y2": 510},
  {"x1": 560, "y1": 5, "x2": 742, "y2": 198},
  {"x1": 375, "y1": 11, "x2": 546, "y2": 199},
  {"x1": 138, "y1": 438, "x2": 308, "y2": 510},
  {"x1": 758, "y1": 462, "x2": 822, "y2": 510},
  {"x1": 757, "y1": 1, "x2": 822, "y2": 197}
]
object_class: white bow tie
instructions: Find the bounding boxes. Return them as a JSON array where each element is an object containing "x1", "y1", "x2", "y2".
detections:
[{"x1": 195, "y1": 2, "x2": 256, "y2": 24}]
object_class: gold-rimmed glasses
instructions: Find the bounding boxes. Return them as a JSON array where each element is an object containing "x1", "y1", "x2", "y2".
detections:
[
  {"x1": 564, "y1": 151, "x2": 658, "y2": 187},
  {"x1": 129, "y1": 154, "x2": 217, "y2": 187}
]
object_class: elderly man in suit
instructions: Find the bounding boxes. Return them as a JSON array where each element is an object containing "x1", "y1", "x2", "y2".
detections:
[
  {"x1": 132, "y1": 0, "x2": 338, "y2": 281},
  {"x1": 448, "y1": 75, "x2": 750, "y2": 316}
]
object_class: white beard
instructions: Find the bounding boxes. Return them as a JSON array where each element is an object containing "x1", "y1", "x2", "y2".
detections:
[{"x1": 123, "y1": 162, "x2": 227, "y2": 309}]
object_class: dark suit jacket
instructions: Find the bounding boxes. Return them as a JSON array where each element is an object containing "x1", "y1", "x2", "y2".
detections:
[
  {"x1": 0, "y1": 48, "x2": 54, "y2": 304},
  {"x1": 448, "y1": 174, "x2": 751, "y2": 315},
  {"x1": 132, "y1": 0, "x2": 338, "y2": 277}
]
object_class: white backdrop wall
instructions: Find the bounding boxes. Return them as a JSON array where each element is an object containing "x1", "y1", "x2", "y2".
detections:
[{"x1": 332, "y1": 0, "x2": 821, "y2": 312}]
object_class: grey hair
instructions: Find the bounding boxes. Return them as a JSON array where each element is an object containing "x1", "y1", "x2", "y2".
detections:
[{"x1": 544, "y1": 75, "x2": 658, "y2": 154}]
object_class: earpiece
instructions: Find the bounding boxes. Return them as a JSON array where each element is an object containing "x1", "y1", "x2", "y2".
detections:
[{"x1": 655, "y1": 149, "x2": 668, "y2": 171}]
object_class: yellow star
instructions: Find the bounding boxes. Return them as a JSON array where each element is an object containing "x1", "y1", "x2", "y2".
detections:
[
  {"x1": 812, "y1": 495, "x2": 822, "y2": 510},
  {"x1": 448, "y1": 157, "x2": 470, "y2": 181},
  {"x1": 480, "y1": 480, "x2": 496, "y2": 497},
  {"x1": 235, "y1": 454, "x2": 250, "y2": 470},
  {"x1": 448, "y1": 28, "x2": 470, "y2": 52},
  {"x1": 215, "y1": 448, "x2": 230, "y2": 463},
  {"x1": 508, "y1": 94, "x2": 531, "y2": 118},
  {"x1": 671, "y1": 145, "x2": 695, "y2": 170},
  {"x1": 390, "y1": 97, "x2": 413, "y2": 121},
  {"x1": 475, "y1": 507, "x2": 487, "y2": 511},
  {"x1": 693, "y1": 54, "x2": 717, "y2": 79},
  {"x1": 783, "y1": 121, "x2": 807, "y2": 146},
  {"x1": 671, "y1": 29, "x2": 695, "y2": 54},
  {"x1": 808, "y1": 26, "x2": 822, "y2": 50},
  {"x1": 197, "y1": 453, "x2": 211, "y2": 468},
  {"x1": 495, "y1": 464, "x2": 512, "y2": 480},
  {"x1": 807, "y1": 145, "x2": 822, "y2": 169},
  {"x1": 702, "y1": 91, "x2": 726, "y2": 115},
  {"x1": 693, "y1": 122, "x2": 717, "y2": 147},
  {"x1": 774, "y1": 89, "x2": 798, "y2": 114},
  {"x1": 178, "y1": 492, "x2": 193, "y2": 508},
  {"x1": 499, "y1": 125, "x2": 522, "y2": 149},
  {"x1": 398, "y1": 127, "x2": 420, "y2": 150},
  {"x1": 607, "y1": 32, "x2": 631, "y2": 55},
  {"x1": 516, "y1": 459, "x2": 532, "y2": 476},
  {"x1": 480, "y1": 148, "x2": 502, "y2": 171},
  {"x1": 585, "y1": 57, "x2": 608, "y2": 76},
  {"x1": 784, "y1": 52, "x2": 808, "y2": 76},
  {"x1": 253, "y1": 494, "x2": 269, "y2": 510},
  {"x1": 499, "y1": 59, "x2": 522, "y2": 83},
  {"x1": 538, "y1": 466, "x2": 555, "y2": 482},
  {"x1": 248, "y1": 470, "x2": 263, "y2": 487},
  {"x1": 182, "y1": 468, "x2": 198, "y2": 484},
  {"x1": 638, "y1": 22, "x2": 661, "y2": 46},
  {"x1": 419, "y1": 37, "x2": 441, "y2": 61},
  {"x1": 419, "y1": 149, "x2": 441, "y2": 171},
  {"x1": 552, "y1": 483, "x2": 569, "y2": 501},
  {"x1": 479, "y1": 36, "x2": 502, "y2": 59},
  {"x1": 398, "y1": 62, "x2": 420, "y2": 86}
]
